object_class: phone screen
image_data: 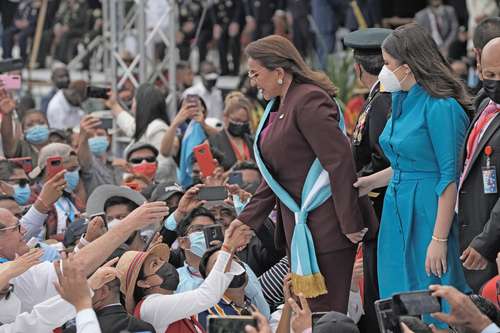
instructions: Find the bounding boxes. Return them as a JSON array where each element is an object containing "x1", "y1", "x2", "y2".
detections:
[
  {"x1": 197, "y1": 186, "x2": 227, "y2": 201},
  {"x1": 203, "y1": 224, "x2": 224, "y2": 248},
  {"x1": 392, "y1": 290, "x2": 441, "y2": 316},
  {"x1": 375, "y1": 298, "x2": 401, "y2": 333},
  {"x1": 207, "y1": 315, "x2": 257, "y2": 333}
]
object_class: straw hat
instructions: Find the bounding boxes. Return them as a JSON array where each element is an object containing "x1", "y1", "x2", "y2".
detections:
[{"x1": 116, "y1": 243, "x2": 170, "y2": 313}]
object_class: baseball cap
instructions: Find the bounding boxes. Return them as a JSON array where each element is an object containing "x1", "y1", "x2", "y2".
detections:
[
  {"x1": 124, "y1": 142, "x2": 159, "y2": 161},
  {"x1": 150, "y1": 182, "x2": 184, "y2": 202},
  {"x1": 29, "y1": 143, "x2": 76, "y2": 179}
]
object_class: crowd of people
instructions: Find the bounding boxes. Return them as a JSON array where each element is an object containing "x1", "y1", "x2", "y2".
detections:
[{"x1": 0, "y1": 1, "x2": 500, "y2": 333}]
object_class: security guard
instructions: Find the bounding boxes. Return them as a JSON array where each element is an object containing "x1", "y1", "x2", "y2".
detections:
[{"x1": 343, "y1": 28, "x2": 392, "y2": 333}]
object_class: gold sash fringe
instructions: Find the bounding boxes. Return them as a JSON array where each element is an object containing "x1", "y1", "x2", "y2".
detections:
[{"x1": 291, "y1": 272, "x2": 328, "y2": 298}]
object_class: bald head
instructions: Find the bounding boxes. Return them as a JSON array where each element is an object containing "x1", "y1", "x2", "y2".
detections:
[
  {"x1": 482, "y1": 37, "x2": 500, "y2": 70},
  {"x1": 481, "y1": 38, "x2": 500, "y2": 104}
]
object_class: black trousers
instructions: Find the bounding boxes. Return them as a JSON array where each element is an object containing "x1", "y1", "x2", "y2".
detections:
[
  {"x1": 217, "y1": 27, "x2": 241, "y2": 76},
  {"x1": 0, "y1": 1, "x2": 19, "y2": 30}
]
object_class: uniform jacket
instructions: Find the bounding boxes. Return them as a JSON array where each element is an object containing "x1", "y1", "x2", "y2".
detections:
[{"x1": 458, "y1": 97, "x2": 500, "y2": 291}]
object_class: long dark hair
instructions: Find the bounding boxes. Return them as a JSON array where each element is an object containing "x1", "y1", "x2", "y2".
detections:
[
  {"x1": 382, "y1": 23, "x2": 472, "y2": 111},
  {"x1": 245, "y1": 35, "x2": 338, "y2": 96},
  {"x1": 134, "y1": 83, "x2": 170, "y2": 141}
]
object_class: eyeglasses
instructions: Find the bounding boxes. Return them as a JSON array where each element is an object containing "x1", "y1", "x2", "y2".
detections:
[
  {"x1": 247, "y1": 69, "x2": 264, "y2": 81},
  {"x1": 0, "y1": 221, "x2": 21, "y2": 233},
  {"x1": 129, "y1": 156, "x2": 156, "y2": 164}
]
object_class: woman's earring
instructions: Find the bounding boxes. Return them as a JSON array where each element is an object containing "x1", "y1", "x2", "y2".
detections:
[{"x1": 277, "y1": 78, "x2": 283, "y2": 85}]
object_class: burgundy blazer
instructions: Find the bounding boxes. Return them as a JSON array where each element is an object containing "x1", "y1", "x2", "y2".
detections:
[{"x1": 238, "y1": 81, "x2": 378, "y2": 254}]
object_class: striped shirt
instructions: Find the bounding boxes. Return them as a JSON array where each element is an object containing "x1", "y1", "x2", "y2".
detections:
[{"x1": 258, "y1": 257, "x2": 289, "y2": 311}]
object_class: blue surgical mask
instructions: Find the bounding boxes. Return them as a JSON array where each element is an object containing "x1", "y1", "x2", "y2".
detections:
[
  {"x1": 88, "y1": 136, "x2": 109, "y2": 156},
  {"x1": 13, "y1": 184, "x2": 31, "y2": 205},
  {"x1": 188, "y1": 231, "x2": 207, "y2": 257},
  {"x1": 64, "y1": 169, "x2": 80, "y2": 191},
  {"x1": 25, "y1": 125, "x2": 49, "y2": 144}
]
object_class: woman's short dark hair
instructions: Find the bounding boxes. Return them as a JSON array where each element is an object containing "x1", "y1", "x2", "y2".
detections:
[
  {"x1": 199, "y1": 245, "x2": 222, "y2": 279},
  {"x1": 382, "y1": 23, "x2": 471, "y2": 111},
  {"x1": 104, "y1": 196, "x2": 139, "y2": 214},
  {"x1": 175, "y1": 206, "x2": 215, "y2": 237},
  {"x1": 134, "y1": 83, "x2": 170, "y2": 141}
]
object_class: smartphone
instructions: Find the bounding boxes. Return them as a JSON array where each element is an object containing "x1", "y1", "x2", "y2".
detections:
[
  {"x1": 186, "y1": 94, "x2": 200, "y2": 104},
  {"x1": 193, "y1": 143, "x2": 216, "y2": 178},
  {"x1": 0, "y1": 58, "x2": 24, "y2": 73},
  {"x1": 0, "y1": 74, "x2": 21, "y2": 90},
  {"x1": 9, "y1": 157, "x2": 33, "y2": 174},
  {"x1": 203, "y1": 224, "x2": 224, "y2": 248},
  {"x1": 207, "y1": 315, "x2": 257, "y2": 333},
  {"x1": 374, "y1": 298, "x2": 402, "y2": 333},
  {"x1": 311, "y1": 312, "x2": 328, "y2": 328},
  {"x1": 197, "y1": 186, "x2": 227, "y2": 202},
  {"x1": 46, "y1": 156, "x2": 64, "y2": 180},
  {"x1": 99, "y1": 117, "x2": 113, "y2": 130},
  {"x1": 87, "y1": 86, "x2": 110, "y2": 99},
  {"x1": 392, "y1": 290, "x2": 441, "y2": 317},
  {"x1": 227, "y1": 171, "x2": 243, "y2": 186}
]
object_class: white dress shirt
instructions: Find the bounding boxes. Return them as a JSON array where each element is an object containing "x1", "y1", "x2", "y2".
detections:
[
  {"x1": 12, "y1": 261, "x2": 58, "y2": 313},
  {"x1": 75, "y1": 308, "x2": 101, "y2": 333},
  {"x1": 138, "y1": 250, "x2": 244, "y2": 333},
  {"x1": 183, "y1": 82, "x2": 224, "y2": 121},
  {"x1": 482, "y1": 323, "x2": 500, "y2": 333},
  {"x1": 0, "y1": 294, "x2": 76, "y2": 333},
  {"x1": 20, "y1": 205, "x2": 48, "y2": 241},
  {"x1": 47, "y1": 90, "x2": 85, "y2": 130}
]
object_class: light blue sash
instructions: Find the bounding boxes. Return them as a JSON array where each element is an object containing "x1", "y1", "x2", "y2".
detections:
[{"x1": 253, "y1": 98, "x2": 345, "y2": 297}]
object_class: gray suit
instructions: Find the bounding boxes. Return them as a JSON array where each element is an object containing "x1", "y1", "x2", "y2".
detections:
[{"x1": 415, "y1": 5, "x2": 459, "y2": 51}]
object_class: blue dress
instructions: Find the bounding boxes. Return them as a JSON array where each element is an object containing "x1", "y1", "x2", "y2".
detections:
[{"x1": 378, "y1": 84, "x2": 471, "y2": 299}]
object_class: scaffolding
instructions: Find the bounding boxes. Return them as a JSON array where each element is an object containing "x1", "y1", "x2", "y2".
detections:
[{"x1": 100, "y1": 0, "x2": 178, "y2": 152}]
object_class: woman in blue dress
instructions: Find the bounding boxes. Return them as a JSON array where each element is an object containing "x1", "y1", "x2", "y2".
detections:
[{"x1": 354, "y1": 24, "x2": 471, "y2": 304}]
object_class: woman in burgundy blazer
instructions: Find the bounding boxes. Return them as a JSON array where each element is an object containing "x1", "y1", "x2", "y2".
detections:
[{"x1": 230, "y1": 35, "x2": 378, "y2": 313}]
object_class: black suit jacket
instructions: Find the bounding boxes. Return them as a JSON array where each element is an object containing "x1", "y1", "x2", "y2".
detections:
[
  {"x1": 208, "y1": 130, "x2": 254, "y2": 170},
  {"x1": 458, "y1": 98, "x2": 500, "y2": 291},
  {"x1": 96, "y1": 304, "x2": 156, "y2": 333}
]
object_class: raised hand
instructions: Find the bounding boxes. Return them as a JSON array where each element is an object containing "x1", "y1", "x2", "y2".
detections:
[
  {"x1": 36, "y1": 170, "x2": 67, "y2": 213},
  {"x1": 122, "y1": 201, "x2": 169, "y2": 231},
  {"x1": 85, "y1": 216, "x2": 107, "y2": 243},
  {"x1": 53, "y1": 254, "x2": 92, "y2": 312},
  {"x1": 174, "y1": 184, "x2": 205, "y2": 221},
  {"x1": 79, "y1": 115, "x2": 101, "y2": 138},
  {"x1": 289, "y1": 294, "x2": 312, "y2": 333},
  {"x1": 8, "y1": 248, "x2": 43, "y2": 278},
  {"x1": 88, "y1": 257, "x2": 120, "y2": 290},
  {"x1": 223, "y1": 222, "x2": 252, "y2": 251}
]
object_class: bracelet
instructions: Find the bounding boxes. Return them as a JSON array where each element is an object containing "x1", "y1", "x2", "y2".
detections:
[
  {"x1": 221, "y1": 244, "x2": 234, "y2": 253},
  {"x1": 432, "y1": 235, "x2": 448, "y2": 242}
]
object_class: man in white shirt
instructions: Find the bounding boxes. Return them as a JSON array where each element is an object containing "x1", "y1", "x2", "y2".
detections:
[
  {"x1": 183, "y1": 61, "x2": 224, "y2": 121},
  {"x1": 0, "y1": 201, "x2": 169, "y2": 313},
  {"x1": 47, "y1": 80, "x2": 87, "y2": 130},
  {"x1": 116, "y1": 223, "x2": 253, "y2": 333}
]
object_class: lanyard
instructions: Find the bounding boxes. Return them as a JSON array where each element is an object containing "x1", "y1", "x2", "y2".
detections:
[
  {"x1": 229, "y1": 138, "x2": 251, "y2": 161},
  {"x1": 55, "y1": 197, "x2": 75, "y2": 223}
]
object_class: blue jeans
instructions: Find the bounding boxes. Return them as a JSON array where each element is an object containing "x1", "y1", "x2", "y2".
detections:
[{"x1": 311, "y1": 0, "x2": 346, "y2": 69}]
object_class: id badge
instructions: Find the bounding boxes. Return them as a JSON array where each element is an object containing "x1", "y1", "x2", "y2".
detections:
[{"x1": 482, "y1": 166, "x2": 498, "y2": 194}]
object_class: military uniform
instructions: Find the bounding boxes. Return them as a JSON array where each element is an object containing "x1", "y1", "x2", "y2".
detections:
[
  {"x1": 242, "y1": 0, "x2": 286, "y2": 39},
  {"x1": 209, "y1": 0, "x2": 244, "y2": 75},
  {"x1": 344, "y1": 28, "x2": 392, "y2": 333}
]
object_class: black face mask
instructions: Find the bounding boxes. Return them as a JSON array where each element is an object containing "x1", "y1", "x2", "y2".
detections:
[
  {"x1": 228, "y1": 271, "x2": 247, "y2": 289},
  {"x1": 483, "y1": 79, "x2": 500, "y2": 104},
  {"x1": 54, "y1": 78, "x2": 70, "y2": 90},
  {"x1": 227, "y1": 122, "x2": 250, "y2": 137},
  {"x1": 156, "y1": 262, "x2": 180, "y2": 291},
  {"x1": 203, "y1": 79, "x2": 217, "y2": 90}
]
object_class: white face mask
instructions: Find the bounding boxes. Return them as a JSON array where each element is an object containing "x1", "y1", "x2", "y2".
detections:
[
  {"x1": 378, "y1": 65, "x2": 405, "y2": 92},
  {"x1": 0, "y1": 292, "x2": 22, "y2": 324},
  {"x1": 107, "y1": 218, "x2": 121, "y2": 230}
]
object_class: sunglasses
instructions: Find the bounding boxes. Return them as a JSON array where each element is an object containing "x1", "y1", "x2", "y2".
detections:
[{"x1": 129, "y1": 156, "x2": 156, "y2": 164}]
